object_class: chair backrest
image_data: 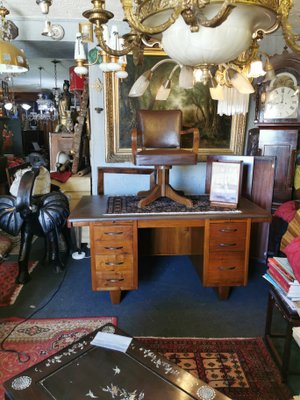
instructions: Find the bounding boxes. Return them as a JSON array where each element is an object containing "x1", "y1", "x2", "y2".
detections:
[{"x1": 137, "y1": 110, "x2": 182, "y2": 148}]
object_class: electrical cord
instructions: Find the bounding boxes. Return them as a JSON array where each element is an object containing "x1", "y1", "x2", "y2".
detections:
[{"x1": 0, "y1": 260, "x2": 69, "y2": 363}]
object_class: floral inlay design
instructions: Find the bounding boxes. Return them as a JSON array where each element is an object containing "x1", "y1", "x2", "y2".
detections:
[
  {"x1": 138, "y1": 347, "x2": 180, "y2": 377},
  {"x1": 44, "y1": 340, "x2": 89, "y2": 367},
  {"x1": 102, "y1": 384, "x2": 145, "y2": 400},
  {"x1": 11, "y1": 376, "x2": 32, "y2": 391}
]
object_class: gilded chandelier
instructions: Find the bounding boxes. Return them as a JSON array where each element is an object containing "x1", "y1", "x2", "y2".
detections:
[
  {"x1": 80, "y1": 0, "x2": 299, "y2": 67},
  {"x1": 76, "y1": 0, "x2": 300, "y2": 115}
]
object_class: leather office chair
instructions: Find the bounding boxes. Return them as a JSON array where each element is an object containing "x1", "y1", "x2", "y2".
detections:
[{"x1": 132, "y1": 110, "x2": 199, "y2": 208}]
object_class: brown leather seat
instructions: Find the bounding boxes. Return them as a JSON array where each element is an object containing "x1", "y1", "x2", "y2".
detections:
[{"x1": 131, "y1": 109, "x2": 199, "y2": 208}]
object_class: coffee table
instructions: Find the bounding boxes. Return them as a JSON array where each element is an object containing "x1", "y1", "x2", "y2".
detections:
[{"x1": 4, "y1": 324, "x2": 231, "y2": 400}]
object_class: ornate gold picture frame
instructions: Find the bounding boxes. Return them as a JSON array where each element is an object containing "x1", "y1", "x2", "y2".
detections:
[{"x1": 104, "y1": 55, "x2": 246, "y2": 163}]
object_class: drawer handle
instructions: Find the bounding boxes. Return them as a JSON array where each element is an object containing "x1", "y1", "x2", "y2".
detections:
[
  {"x1": 219, "y1": 266, "x2": 236, "y2": 271},
  {"x1": 104, "y1": 246, "x2": 123, "y2": 250},
  {"x1": 219, "y1": 243, "x2": 237, "y2": 247},
  {"x1": 104, "y1": 231, "x2": 124, "y2": 236},
  {"x1": 106, "y1": 278, "x2": 125, "y2": 283},
  {"x1": 105, "y1": 262, "x2": 124, "y2": 266},
  {"x1": 220, "y1": 228, "x2": 238, "y2": 233}
]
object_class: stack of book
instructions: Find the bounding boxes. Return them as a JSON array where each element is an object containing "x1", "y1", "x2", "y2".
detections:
[{"x1": 263, "y1": 257, "x2": 300, "y2": 302}]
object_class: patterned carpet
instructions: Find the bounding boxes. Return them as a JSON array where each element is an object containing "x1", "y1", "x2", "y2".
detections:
[
  {"x1": 0, "y1": 318, "x2": 291, "y2": 400},
  {"x1": 106, "y1": 195, "x2": 242, "y2": 215},
  {"x1": 0, "y1": 261, "x2": 38, "y2": 306},
  {"x1": 0, "y1": 317, "x2": 118, "y2": 400}
]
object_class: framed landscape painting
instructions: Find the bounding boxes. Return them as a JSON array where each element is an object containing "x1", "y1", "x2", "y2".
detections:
[{"x1": 104, "y1": 54, "x2": 246, "y2": 162}]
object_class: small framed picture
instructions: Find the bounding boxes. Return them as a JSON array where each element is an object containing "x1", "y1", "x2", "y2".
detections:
[
  {"x1": 209, "y1": 161, "x2": 243, "y2": 209},
  {"x1": 79, "y1": 22, "x2": 93, "y2": 43}
]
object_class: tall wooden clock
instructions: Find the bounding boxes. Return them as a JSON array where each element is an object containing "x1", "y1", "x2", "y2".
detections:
[{"x1": 254, "y1": 49, "x2": 300, "y2": 207}]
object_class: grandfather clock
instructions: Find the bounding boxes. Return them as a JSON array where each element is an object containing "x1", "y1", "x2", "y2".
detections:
[{"x1": 255, "y1": 50, "x2": 300, "y2": 209}]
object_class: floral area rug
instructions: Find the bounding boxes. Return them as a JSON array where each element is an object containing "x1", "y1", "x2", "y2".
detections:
[
  {"x1": 0, "y1": 317, "x2": 117, "y2": 400},
  {"x1": 0, "y1": 261, "x2": 38, "y2": 307},
  {"x1": 137, "y1": 336, "x2": 291, "y2": 400},
  {"x1": 106, "y1": 195, "x2": 242, "y2": 215}
]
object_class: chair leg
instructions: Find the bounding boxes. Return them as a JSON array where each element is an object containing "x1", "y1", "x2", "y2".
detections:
[
  {"x1": 137, "y1": 166, "x2": 193, "y2": 208},
  {"x1": 138, "y1": 185, "x2": 161, "y2": 208},
  {"x1": 165, "y1": 184, "x2": 193, "y2": 207}
]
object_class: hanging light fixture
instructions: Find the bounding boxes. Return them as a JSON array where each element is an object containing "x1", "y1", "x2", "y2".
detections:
[
  {"x1": 51, "y1": 59, "x2": 61, "y2": 105},
  {"x1": 27, "y1": 66, "x2": 58, "y2": 122},
  {"x1": 0, "y1": 3, "x2": 29, "y2": 74},
  {"x1": 36, "y1": 0, "x2": 52, "y2": 15},
  {"x1": 75, "y1": 0, "x2": 299, "y2": 114}
]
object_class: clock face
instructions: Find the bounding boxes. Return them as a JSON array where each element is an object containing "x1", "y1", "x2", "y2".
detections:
[
  {"x1": 264, "y1": 86, "x2": 299, "y2": 119},
  {"x1": 259, "y1": 72, "x2": 300, "y2": 122}
]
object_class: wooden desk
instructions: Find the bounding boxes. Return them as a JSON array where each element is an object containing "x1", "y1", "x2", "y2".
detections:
[
  {"x1": 4, "y1": 324, "x2": 231, "y2": 400},
  {"x1": 68, "y1": 196, "x2": 271, "y2": 304}
]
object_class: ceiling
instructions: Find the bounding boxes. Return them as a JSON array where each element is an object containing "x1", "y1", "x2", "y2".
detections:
[{"x1": 3, "y1": 0, "x2": 300, "y2": 92}]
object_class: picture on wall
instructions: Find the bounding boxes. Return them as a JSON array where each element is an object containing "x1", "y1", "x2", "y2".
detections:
[
  {"x1": 104, "y1": 53, "x2": 246, "y2": 162},
  {"x1": 0, "y1": 119, "x2": 23, "y2": 156}
]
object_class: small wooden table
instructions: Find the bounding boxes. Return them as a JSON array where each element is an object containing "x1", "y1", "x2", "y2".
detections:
[{"x1": 4, "y1": 324, "x2": 232, "y2": 400}]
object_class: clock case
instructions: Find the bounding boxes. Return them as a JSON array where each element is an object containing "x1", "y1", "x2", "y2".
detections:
[{"x1": 255, "y1": 50, "x2": 300, "y2": 125}]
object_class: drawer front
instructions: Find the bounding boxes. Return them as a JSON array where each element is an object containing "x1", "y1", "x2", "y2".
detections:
[
  {"x1": 209, "y1": 222, "x2": 246, "y2": 252},
  {"x1": 95, "y1": 270, "x2": 134, "y2": 290},
  {"x1": 95, "y1": 254, "x2": 133, "y2": 271},
  {"x1": 94, "y1": 241, "x2": 132, "y2": 255},
  {"x1": 205, "y1": 252, "x2": 245, "y2": 286},
  {"x1": 93, "y1": 224, "x2": 133, "y2": 242}
]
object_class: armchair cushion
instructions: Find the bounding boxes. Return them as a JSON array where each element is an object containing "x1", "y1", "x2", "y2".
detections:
[
  {"x1": 280, "y1": 209, "x2": 300, "y2": 252},
  {"x1": 274, "y1": 200, "x2": 298, "y2": 223},
  {"x1": 135, "y1": 149, "x2": 197, "y2": 166}
]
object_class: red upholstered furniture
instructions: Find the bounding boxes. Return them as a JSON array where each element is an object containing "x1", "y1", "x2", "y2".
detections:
[{"x1": 131, "y1": 110, "x2": 199, "y2": 208}]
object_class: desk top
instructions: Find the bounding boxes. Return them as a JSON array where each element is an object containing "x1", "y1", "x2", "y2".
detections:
[
  {"x1": 4, "y1": 324, "x2": 231, "y2": 400},
  {"x1": 68, "y1": 195, "x2": 271, "y2": 226}
]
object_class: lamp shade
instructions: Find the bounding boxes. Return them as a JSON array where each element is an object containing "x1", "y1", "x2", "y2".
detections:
[
  {"x1": 0, "y1": 39, "x2": 29, "y2": 73},
  {"x1": 69, "y1": 66, "x2": 85, "y2": 91},
  {"x1": 128, "y1": 70, "x2": 152, "y2": 97},
  {"x1": 160, "y1": 6, "x2": 276, "y2": 66},
  {"x1": 248, "y1": 60, "x2": 266, "y2": 78}
]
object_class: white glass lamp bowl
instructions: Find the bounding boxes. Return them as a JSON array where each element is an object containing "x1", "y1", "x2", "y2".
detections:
[{"x1": 151, "y1": 5, "x2": 277, "y2": 66}]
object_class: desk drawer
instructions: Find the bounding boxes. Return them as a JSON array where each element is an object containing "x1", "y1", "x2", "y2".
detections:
[
  {"x1": 209, "y1": 222, "x2": 246, "y2": 252},
  {"x1": 205, "y1": 253, "x2": 245, "y2": 286},
  {"x1": 95, "y1": 270, "x2": 134, "y2": 290},
  {"x1": 95, "y1": 254, "x2": 133, "y2": 271},
  {"x1": 94, "y1": 241, "x2": 133, "y2": 255},
  {"x1": 93, "y1": 224, "x2": 133, "y2": 242}
]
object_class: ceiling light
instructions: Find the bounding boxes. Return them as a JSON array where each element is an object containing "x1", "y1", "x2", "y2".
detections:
[
  {"x1": 36, "y1": 0, "x2": 52, "y2": 15},
  {"x1": 0, "y1": 5, "x2": 29, "y2": 73},
  {"x1": 80, "y1": 0, "x2": 299, "y2": 68}
]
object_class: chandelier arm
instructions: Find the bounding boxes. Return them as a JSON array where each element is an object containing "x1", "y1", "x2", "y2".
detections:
[
  {"x1": 150, "y1": 58, "x2": 180, "y2": 72},
  {"x1": 280, "y1": 16, "x2": 300, "y2": 52},
  {"x1": 122, "y1": 4, "x2": 182, "y2": 35},
  {"x1": 95, "y1": 26, "x2": 138, "y2": 56},
  {"x1": 195, "y1": 1, "x2": 236, "y2": 28}
]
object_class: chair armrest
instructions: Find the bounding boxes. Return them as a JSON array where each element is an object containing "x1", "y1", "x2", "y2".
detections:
[{"x1": 180, "y1": 127, "x2": 200, "y2": 154}]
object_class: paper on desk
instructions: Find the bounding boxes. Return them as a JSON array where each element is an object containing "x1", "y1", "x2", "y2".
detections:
[{"x1": 91, "y1": 332, "x2": 132, "y2": 353}]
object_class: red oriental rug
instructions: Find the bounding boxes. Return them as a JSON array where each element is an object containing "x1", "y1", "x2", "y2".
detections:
[
  {"x1": 0, "y1": 261, "x2": 38, "y2": 307},
  {"x1": 0, "y1": 317, "x2": 117, "y2": 400},
  {"x1": 137, "y1": 336, "x2": 291, "y2": 400}
]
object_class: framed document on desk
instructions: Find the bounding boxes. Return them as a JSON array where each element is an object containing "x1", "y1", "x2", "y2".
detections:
[{"x1": 209, "y1": 161, "x2": 242, "y2": 208}]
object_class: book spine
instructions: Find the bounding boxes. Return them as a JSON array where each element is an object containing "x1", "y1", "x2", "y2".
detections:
[
  {"x1": 268, "y1": 258, "x2": 295, "y2": 281},
  {"x1": 268, "y1": 268, "x2": 290, "y2": 293}
]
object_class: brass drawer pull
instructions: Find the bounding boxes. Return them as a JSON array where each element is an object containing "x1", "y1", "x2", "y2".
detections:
[
  {"x1": 106, "y1": 278, "x2": 125, "y2": 282},
  {"x1": 104, "y1": 231, "x2": 123, "y2": 236},
  {"x1": 105, "y1": 262, "x2": 124, "y2": 266},
  {"x1": 219, "y1": 266, "x2": 236, "y2": 271},
  {"x1": 219, "y1": 243, "x2": 237, "y2": 247},
  {"x1": 104, "y1": 246, "x2": 123, "y2": 250},
  {"x1": 220, "y1": 228, "x2": 238, "y2": 233}
]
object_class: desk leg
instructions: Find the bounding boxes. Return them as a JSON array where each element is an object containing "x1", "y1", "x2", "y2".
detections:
[
  {"x1": 216, "y1": 287, "x2": 231, "y2": 300},
  {"x1": 110, "y1": 290, "x2": 121, "y2": 304}
]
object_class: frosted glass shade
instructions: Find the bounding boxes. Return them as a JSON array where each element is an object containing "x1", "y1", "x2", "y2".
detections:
[
  {"x1": 179, "y1": 66, "x2": 193, "y2": 89},
  {"x1": 217, "y1": 87, "x2": 250, "y2": 116},
  {"x1": 248, "y1": 60, "x2": 266, "y2": 78},
  {"x1": 229, "y1": 70, "x2": 255, "y2": 94},
  {"x1": 128, "y1": 71, "x2": 152, "y2": 97},
  {"x1": 74, "y1": 65, "x2": 88, "y2": 75},
  {"x1": 161, "y1": 5, "x2": 276, "y2": 66}
]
